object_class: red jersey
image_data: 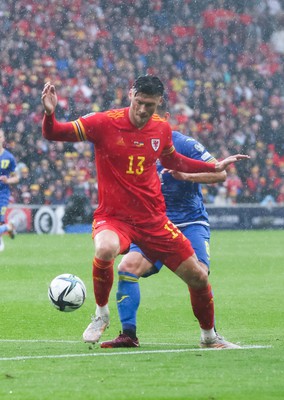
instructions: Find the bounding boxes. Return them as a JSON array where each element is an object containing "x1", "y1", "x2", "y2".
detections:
[
  {"x1": 79, "y1": 108, "x2": 173, "y2": 227},
  {"x1": 43, "y1": 108, "x2": 216, "y2": 228}
]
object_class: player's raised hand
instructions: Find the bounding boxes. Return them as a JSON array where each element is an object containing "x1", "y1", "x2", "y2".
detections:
[
  {"x1": 41, "y1": 82, "x2": 58, "y2": 115},
  {"x1": 215, "y1": 154, "x2": 250, "y2": 172}
]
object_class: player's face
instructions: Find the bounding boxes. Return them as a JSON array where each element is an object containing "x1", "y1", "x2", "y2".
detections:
[{"x1": 129, "y1": 90, "x2": 162, "y2": 128}]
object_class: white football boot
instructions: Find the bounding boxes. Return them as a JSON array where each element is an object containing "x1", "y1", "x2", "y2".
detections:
[
  {"x1": 201, "y1": 333, "x2": 241, "y2": 349},
  {"x1": 83, "y1": 315, "x2": 110, "y2": 343}
]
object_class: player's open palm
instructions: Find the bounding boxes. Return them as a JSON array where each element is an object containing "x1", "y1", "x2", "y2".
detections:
[
  {"x1": 215, "y1": 154, "x2": 250, "y2": 172},
  {"x1": 41, "y1": 82, "x2": 58, "y2": 115}
]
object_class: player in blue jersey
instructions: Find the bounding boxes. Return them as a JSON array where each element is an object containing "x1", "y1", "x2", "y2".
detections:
[
  {"x1": 100, "y1": 102, "x2": 240, "y2": 349},
  {"x1": 0, "y1": 129, "x2": 18, "y2": 251}
]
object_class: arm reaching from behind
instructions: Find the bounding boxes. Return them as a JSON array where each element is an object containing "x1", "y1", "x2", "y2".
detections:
[{"x1": 161, "y1": 168, "x2": 227, "y2": 184}]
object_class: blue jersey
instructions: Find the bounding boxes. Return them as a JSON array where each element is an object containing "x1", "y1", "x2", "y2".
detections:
[
  {"x1": 0, "y1": 149, "x2": 17, "y2": 206},
  {"x1": 157, "y1": 131, "x2": 215, "y2": 227}
]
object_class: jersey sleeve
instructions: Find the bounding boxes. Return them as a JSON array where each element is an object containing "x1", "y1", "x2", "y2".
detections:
[
  {"x1": 78, "y1": 112, "x2": 105, "y2": 144},
  {"x1": 183, "y1": 137, "x2": 216, "y2": 163},
  {"x1": 42, "y1": 113, "x2": 87, "y2": 142},
  {"x1": 160, "y1": 149, "x2": 216, "y2": 173},
  {"x1": 42, "y1": 112, "x2": 106, "y2": 143},
  {"x1": 160, "y1": 123, "x2": 176, "y2": 156}
]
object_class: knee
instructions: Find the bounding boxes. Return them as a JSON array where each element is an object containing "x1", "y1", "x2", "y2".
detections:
[
  {"x1": 192, "y1": 268, "x2": 209, "y2": 288},
  {"x1": 118, "y1": 259, "x2": 137, "y2": 274},
  {"x1": 95, "y1": 242, "x2": 117, "y2": 260}
]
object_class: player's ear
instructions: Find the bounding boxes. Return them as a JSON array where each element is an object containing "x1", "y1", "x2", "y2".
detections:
[
  {"x1": 164, "y1": 112, "x2": 170, "y2": 121},
  {"x1": 128, "y1": 89, "x2": 134, "y2": 101}
]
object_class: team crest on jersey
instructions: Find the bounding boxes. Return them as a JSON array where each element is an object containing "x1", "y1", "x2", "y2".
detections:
[{"x1": 151, "y1": 138, "x2": 160, "y2": 151}]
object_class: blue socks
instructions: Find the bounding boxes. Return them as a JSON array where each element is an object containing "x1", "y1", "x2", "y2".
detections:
[{"x1": 117, "y1": 271, "x2": 140, "y2": 338}]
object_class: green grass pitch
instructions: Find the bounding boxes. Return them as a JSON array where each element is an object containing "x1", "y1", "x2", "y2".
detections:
[{"x1": 0, "y1": 230, "x2": 284, "y2": 400}]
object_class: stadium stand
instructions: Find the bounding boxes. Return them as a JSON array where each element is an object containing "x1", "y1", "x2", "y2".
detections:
[{"x1": 1, "y1": 0, "x2": 284, "y2": 206}]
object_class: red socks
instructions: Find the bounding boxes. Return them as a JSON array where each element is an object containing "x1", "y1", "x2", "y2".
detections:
[
  {"x1": 92, "y1": 257, "x2": 114, "y2": 306},
  {"x1": 189, "y1": 284, "x2": 215, "y2": 330}
]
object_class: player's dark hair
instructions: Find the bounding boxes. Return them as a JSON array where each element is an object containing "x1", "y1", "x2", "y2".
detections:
[{"x1": 132, "y1": 75, "x2": 164, "y2": 96}]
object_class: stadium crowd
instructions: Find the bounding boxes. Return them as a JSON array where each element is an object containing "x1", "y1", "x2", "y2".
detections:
[{"x1": 1, "y1": 0, "x2": 284, "y2": 207}]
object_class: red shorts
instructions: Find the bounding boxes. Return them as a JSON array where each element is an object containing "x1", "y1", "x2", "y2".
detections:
[{"x1": 92, "y1": 216, "x2": 194, "y2": 272}]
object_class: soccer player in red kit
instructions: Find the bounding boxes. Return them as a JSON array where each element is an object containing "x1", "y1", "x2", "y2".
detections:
[{"x1": 42, "y1": 75, "x2": 248, "y2": 348}]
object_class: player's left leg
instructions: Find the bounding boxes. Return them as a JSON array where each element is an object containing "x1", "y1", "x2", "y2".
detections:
[
  {"x1": 174, "y1": 254, "x2": 240, "y2": 349},
  {"x1": 148, "y1": 220, "x2": 240, "y2": 349},
  {"x1": 183, "y1": 225, "x2": 240, "y2": 348}
]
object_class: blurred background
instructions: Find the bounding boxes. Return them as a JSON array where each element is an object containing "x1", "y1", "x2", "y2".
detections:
[{"x1": 1, "y1": 0, "x2": 284, "y2": 232}]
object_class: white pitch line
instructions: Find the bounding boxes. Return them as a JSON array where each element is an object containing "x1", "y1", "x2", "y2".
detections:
[
  {"x1": 0, "y1": 339, "x2": 81, "y2": 343},
  {"x1": 0, "y1": 345, "x2": 271, "y2": 362}
]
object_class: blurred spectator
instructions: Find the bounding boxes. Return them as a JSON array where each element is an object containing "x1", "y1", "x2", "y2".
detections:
[
  {"x1": 51, "y1": 188, "x2": 66, "y2": 205},
  {"x1": 261, "y1": 194, "x2": 276, "y2": 207},
  {"x1": 213, "y1": 186, "x2": 233, "y2": 206},
  {"x1": 224, "y1": 165, "x2": 244, "y2": 198},
  {"x1": 276, "y1": 182, "x2": 284, "y2": 204},
  {"x1": 30, "y1": 184, "x2": 43, "y2": 205}
]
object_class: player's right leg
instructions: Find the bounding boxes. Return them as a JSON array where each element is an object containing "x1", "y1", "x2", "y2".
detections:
[
  {"x1": 101, "y1": 250, "x2": 152, "y2": 348},
  {"x1": 83, "y1": 222, "x2": 131, "y2": 344}
]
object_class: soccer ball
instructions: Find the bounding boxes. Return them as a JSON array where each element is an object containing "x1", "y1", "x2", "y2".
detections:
[{"x1": 48, "y1": 274, "x2": 86, "y2": 312}]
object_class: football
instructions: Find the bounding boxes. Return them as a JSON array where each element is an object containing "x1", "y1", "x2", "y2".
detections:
[{"x1": 48, "y1": 274, "x2": 86, "y2": 312}]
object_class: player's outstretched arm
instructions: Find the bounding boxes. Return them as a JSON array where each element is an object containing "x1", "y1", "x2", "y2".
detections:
[
  {"x1": 214, "y1": 154, "x2": 250, "y2": 172},
  {"x1": 160, "y1": 150, "x2": 250, "y2": 175}
]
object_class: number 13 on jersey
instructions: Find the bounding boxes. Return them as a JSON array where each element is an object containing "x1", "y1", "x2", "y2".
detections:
[{"x1": 126, "y1": 155, "x2": 145, "y2": 175}]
